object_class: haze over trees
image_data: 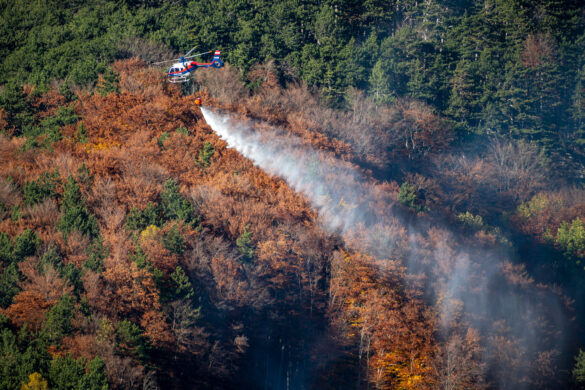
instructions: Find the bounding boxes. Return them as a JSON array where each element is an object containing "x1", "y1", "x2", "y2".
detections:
[{"x1": 1, "y1": 0, "x2": 585, "y2": 389}]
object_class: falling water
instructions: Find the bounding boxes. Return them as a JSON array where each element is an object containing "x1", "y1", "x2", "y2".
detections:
[{"x1": 202, "y1": 107, "x2": 569, "y2": 388}]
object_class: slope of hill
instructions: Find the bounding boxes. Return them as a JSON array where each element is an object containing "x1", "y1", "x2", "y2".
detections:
[
  {"x1": 2, "y1": 1, "x2": 585, "y2": 388},
  {"x1": 0, "y1": 58, "x2": 442, "y2": 389},
  {"x1": 0, "y1": 56, "x2": 580, "y2": 389}
]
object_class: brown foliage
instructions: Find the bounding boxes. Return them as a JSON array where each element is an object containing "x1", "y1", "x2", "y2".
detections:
[
  {"x1": 0, "y1": 175, "x2": 21, "y2": 208},
  {"x1": 512, "y1": 186, "x2": 585, "y2": 241},
  {"x1": 434, "y1": 329, "x2": 487, "y2": 390},
  {"x1": 140, "y1": 230, "x2": 179, "y2": 275},
  {"x1": 196, "y1": 63, "x2": 247, "y2": 106},
  {"x1": 86, "y1": 255, "x2": 173, "y2": 348},
  {"x1": 19, "y1": 260, "x2": 73, "y2": 305},
  {"x1": 385, "y1": 98, "x2": 453, "y2": 161},
  {"x1": 21, "y1": 199, "x2": 60, "y2": 228},
  {"x1": 4, "y1": 260, "x2": 72, "y2": 330},
  {"x1": 63, "y1": 231, "x2": 90, "y2": 267},
  {"x1": 4, "y1": 290, "x2": 50, "y2": 330},
  {"x1": 329, "y1": 251, "x2": 437, "y2": 389},
  {"x1": 0, "y1": 59, "x2": 459, "y2": 388},
  {"x1": 487, "y1": 138, "x2": 546, "y2": 199},
  {"x1": 522, "y1": 34, "x2": 556, "y2": 68},
  {"x1": 31, "y1": 89, "x2": 67, "y2": 122},
  {"x1": 209, "y1": 255, "x2": 252, "y2": 307}
]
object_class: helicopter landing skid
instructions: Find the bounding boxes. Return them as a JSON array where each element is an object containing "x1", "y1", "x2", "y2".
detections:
[{"x1": 168, "y1": 75, "x2": 190, "y2": 83}]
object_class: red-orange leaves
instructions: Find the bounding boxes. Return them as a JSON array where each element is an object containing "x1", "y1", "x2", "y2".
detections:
[{"x1": 329, "y1": 251, "x2": 437, "y2": 389}]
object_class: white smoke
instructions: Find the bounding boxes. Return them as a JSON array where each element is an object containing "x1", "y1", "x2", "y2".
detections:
[
  {"x1": 202, "y1": 107, "x2": 379, "y2": 234},
  {"x1": 201, "y1": 107, "x2": 568, "y2": 387}
]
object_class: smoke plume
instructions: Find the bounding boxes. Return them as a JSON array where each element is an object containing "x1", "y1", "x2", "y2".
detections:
[{"x1": 201, "y1": 107, "x2": 569, "y2": 388}]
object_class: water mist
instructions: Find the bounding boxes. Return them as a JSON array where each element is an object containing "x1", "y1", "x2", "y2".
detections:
[{"x1": 201, "y1": 107, "x2": 569, "y2": 388}]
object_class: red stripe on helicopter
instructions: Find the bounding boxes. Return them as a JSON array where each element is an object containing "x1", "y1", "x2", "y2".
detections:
[{"x1": 168, "y1": 62, "x2": 217, "y2": 75}]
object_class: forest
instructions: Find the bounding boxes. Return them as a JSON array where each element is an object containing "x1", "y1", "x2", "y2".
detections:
[{"x1": 1, "y1": 0, "x2": 585, "y2": 389}]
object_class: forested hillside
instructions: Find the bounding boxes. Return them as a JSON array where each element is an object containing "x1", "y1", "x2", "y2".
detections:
[
  {"x1": 2, "y1": 0, "x2": 585, "y2": 389},
  {"x1": 2, "y1": 0, "x2": 585, "y2": 169}
]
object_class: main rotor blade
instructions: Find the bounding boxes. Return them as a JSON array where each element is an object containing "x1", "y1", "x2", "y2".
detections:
[
  {"x1": 183, "y1": 50, "x2": 213, "y2": 60},
  {"x1": 184, "y1": 46, "x2": 198, "y2": 57},
  {"x1": 151, "y1": 58, "x2": 181, "y2": 65},
  {"x1": 151, "y1": 48, "x2": 220, "y2": 65}
]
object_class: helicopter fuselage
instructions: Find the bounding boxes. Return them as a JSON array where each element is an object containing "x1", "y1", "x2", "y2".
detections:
[{"x1": 166, "y1": 51, "x2": 223, "y2": 83}]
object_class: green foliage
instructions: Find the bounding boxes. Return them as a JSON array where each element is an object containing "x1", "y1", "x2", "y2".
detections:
[
  {"x1": 574, "y1": 349, "x2": 585, "y2": 384},
  {"x1": 48, "y1": 354, "x2": 107, "y2": 390},
  {"x1": 42, "y1": 106, "x2": 79, "y2": 129},
  {"x1": 126, "y1": 202, "x2": 161, "y2": 231},
  {"x1": 163, "y1": 224, "x2": 185, "y2": 255},
  {"x1": 39, "y1": 247, "x2": 82, "y2": 294},
  {"x1": 76, "y1": 163, "x2": 93, "y2": 191},
  {"x1": 175, "y1": 126, "x2": 188, "y2": 136},
  {"x1": 369, "y1": 59, "x2": 394, "y2": 104},
  {"x1": 39, "y1": 245, "x2": 61, "y2": 270},
  {"x1": 555, "y1": 218, "x2": 585, "y2": 262},
  {"x1": 236, "y1": 226, "x2": 254, "y2": 262},
  {"x1": 116, "y1": 320, "x2": 147, "y2": 361},
  {"x1": 84, "y1": 237, "x2": 108, "y2": 272},
  {"x1": 398, "y1": 182, "x2": 418, "y2": 211},
  {"x1": 76, "y1": 358, "x2": 108, "y2": 390},
  {"x1": 157, "y1": 132, "x2": 169, "y2": 149},
  {"x1": 0, "y1": 313, "x2": 9, "y2": 329},
  {"x1": 11, "y1": 205, "x2": 22, "y2": 221},
  {"x1": 57, "y1": 176, "x2": 99, "y2": 238},
  {"x1": 59, "y1": 83, "x2": 76, "y2": 103},
  {"x1": 74, "y1": 123, "x2": 88, "y2": 144},
  {"x1": 59, "y1": 176, "x2": 82, "y2": 209},
  {"x1": 97, "y1": 67, "x2": 119, "y2": 96},
  {"x1": 456, "y1": 211, "x2": 484, "y2": 231},
  {"x1": 160, "y1": 179, "x2": 198, "y2": 226},
  {"x1": 0, "y1": 81, "x2": 34, "y2": 134},
  {"x1": 130, "y1": 245, "x2": 149, "y2": 269},
  {"x1": 517, "y1": 193, "x2": 556, "y2": 219},
  {"x1": 0, "y1": 329, "x2": 27, "y2": 390},
  {"x1": 0, "y1": 263, "x2": 20, "y2": 308},
  {"x1": 41, "y1": 295, "x2": 75, "y2": 345},
  {"x1": 0, "y1": 0, "x2": 583, "y2": 162},
  {"x1": 12, "y1": 229, "x2": 41, "y2": 262},
  {"x1": 23, "y1": 170, "x2": 61, "y2": 206},
  {"x1": 61, "y1": 264, "x2": 83, "y2": 296},
  {"x1": 171, "y1": 266, "x2": 195, "y2": 301},
  {"x1": 22, "y1": 106, "x2": 79, "y2": 150},
  {"x1": 48, "y1": 354, "x2": 85, "y2": 390},
  {"x1": 0, "y1": 327, "x2": 51, "y2": 390},
  {"x1": 151, "y1": 267, "x2": 165, "y2": 295},
  {"x1": 0, "y1": 232, "x2": 13, "y2": 263},
  {"x1": 195, "y1": 142, "x2": 215, "y2": 168}
]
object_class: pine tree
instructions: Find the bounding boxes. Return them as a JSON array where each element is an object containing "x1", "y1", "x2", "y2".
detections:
[
  {"x1": 236, "y1": 226, "x2": 254, "y2": 261},
  {"x1": 160, "y1": 179, "x2": 197, "y2": 225},
  {"x1": 78, "y1": 358, "x2": 108, "y2": 390},
  {"x1": 41, "y1": 295, "x2": 74, "y2": 345},
  {"x1": 369, "y1": 59, "x2": 393, "y2": 104},
  {"x1": 0, "y1": 263, "x2": 20, "y2": 308},
  {"x1": 0, "y1": 81, "x2": 34, "y2": 134},
  {"x1": 171, "y1": 266, "x2": 195, "y2": 301},
  {"x1": 57, "y1": 176, "x2": 98, "y2": 238}
]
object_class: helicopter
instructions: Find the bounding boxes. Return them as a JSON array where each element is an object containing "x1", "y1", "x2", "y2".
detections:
[{"x1": 153, "y1": 47, "x2": 223, "y2": 83}]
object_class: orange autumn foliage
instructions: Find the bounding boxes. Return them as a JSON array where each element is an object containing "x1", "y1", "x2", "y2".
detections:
[{"x1": 329, "y1": 251, "x2": 437, "y2": 389}]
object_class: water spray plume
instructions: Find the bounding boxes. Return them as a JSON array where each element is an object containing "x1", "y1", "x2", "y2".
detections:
[{"x1": 202, "y1": 107, "x2": 570, "y2": 388}]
